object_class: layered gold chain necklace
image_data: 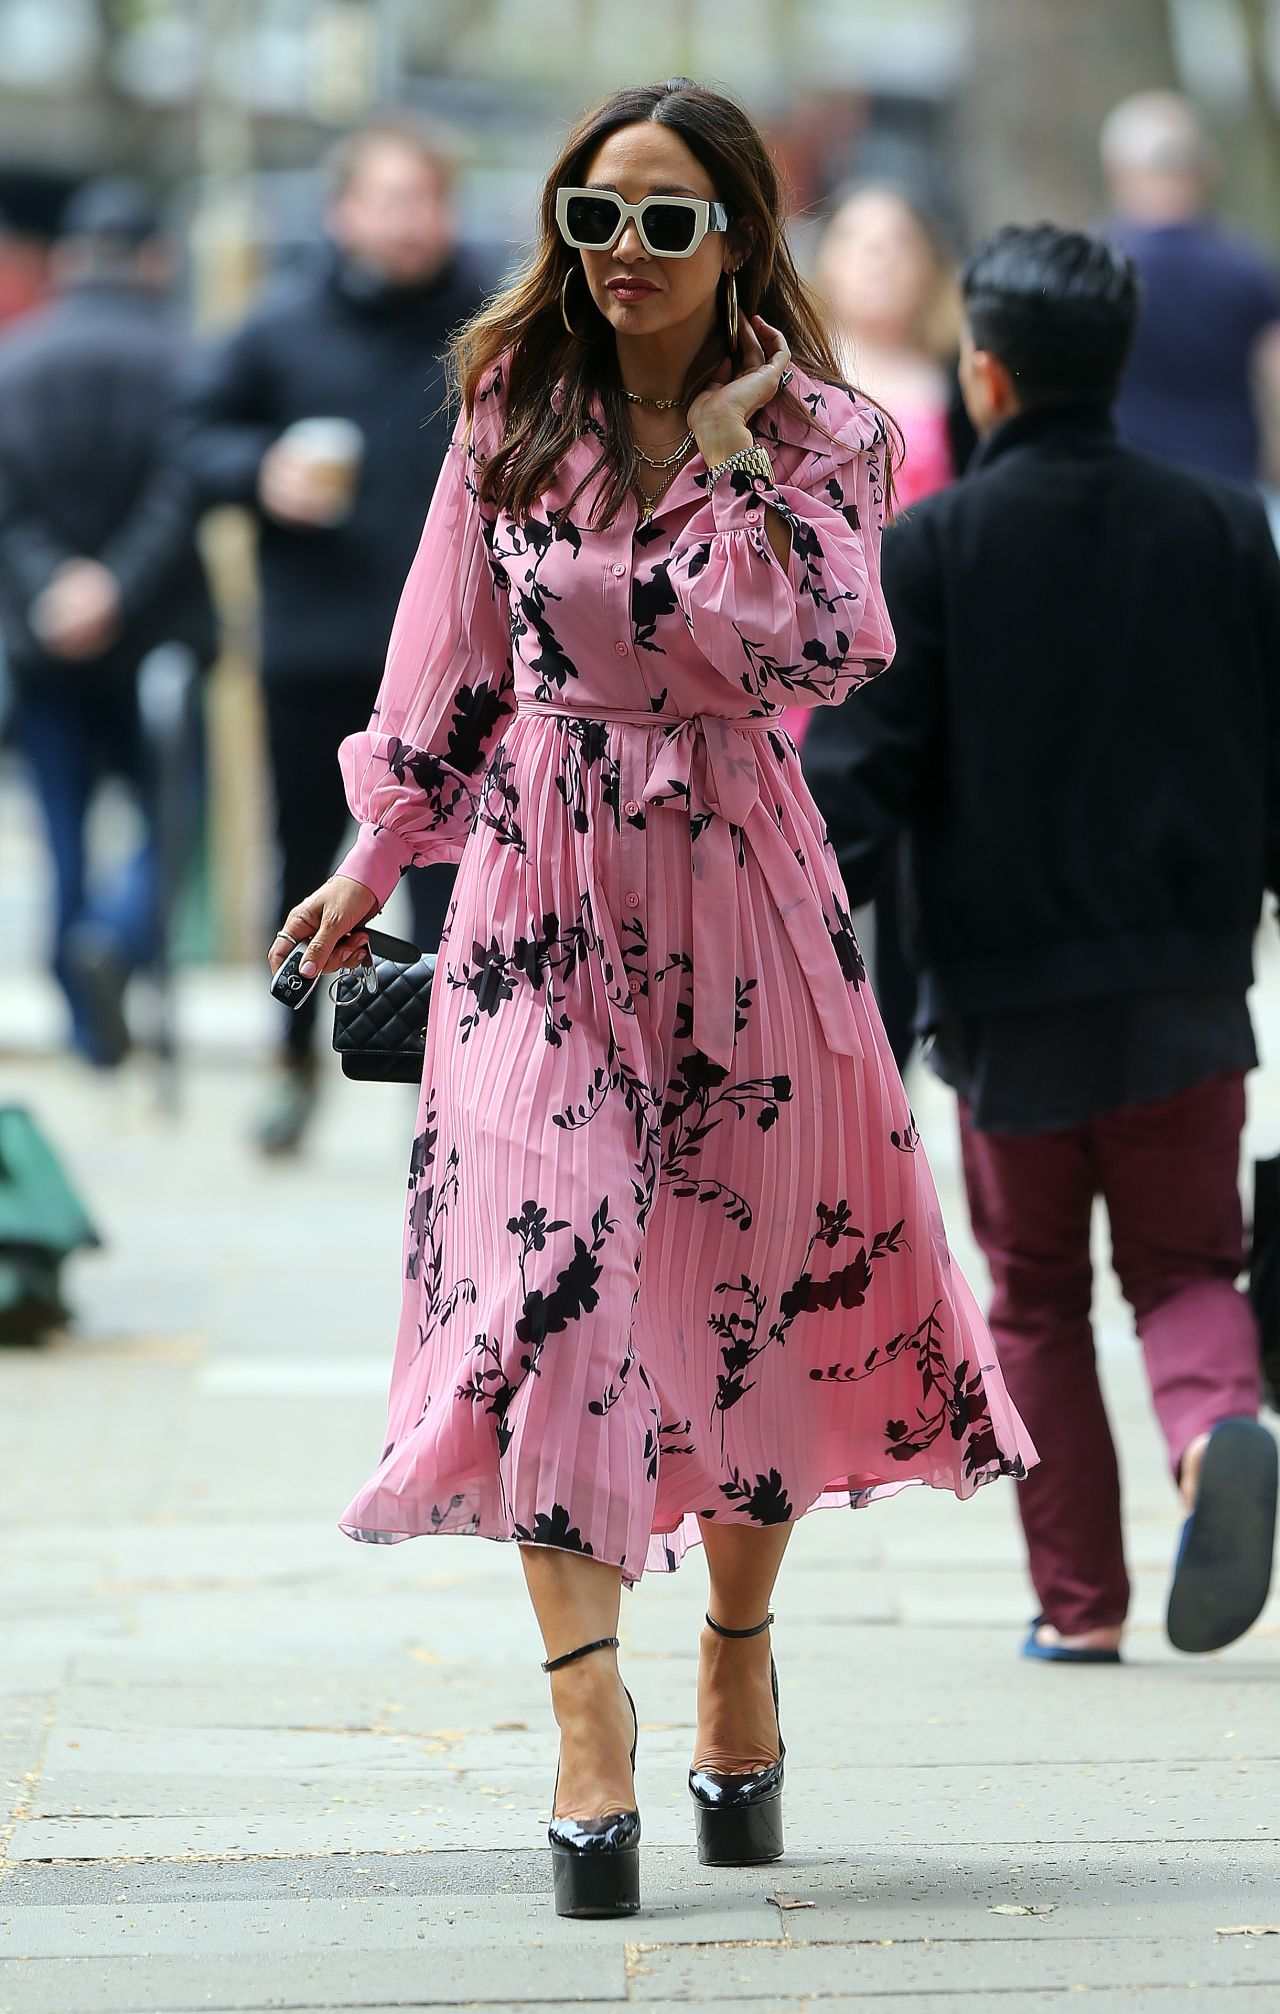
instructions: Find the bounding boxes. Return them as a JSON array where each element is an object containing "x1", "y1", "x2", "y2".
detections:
[
  {"x1": 625, "y1": 385, "x2": 695, "y2": 523},
  {"x1": 633, "y1": 445, "x2": 695, "y2": 522}
]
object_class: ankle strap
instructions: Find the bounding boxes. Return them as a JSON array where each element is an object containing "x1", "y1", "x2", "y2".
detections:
[
  {"x1": 705, "y1": 1609, "x2": 774, "y2": 1638},
  {"x1": 541, "y1": 1633, "x2": 620, "y2": 1673}
]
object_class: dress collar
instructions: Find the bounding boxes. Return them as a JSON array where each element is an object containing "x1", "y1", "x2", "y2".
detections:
[{"x1": 548, "y1": 361, "x2": 880, "y2": 524}]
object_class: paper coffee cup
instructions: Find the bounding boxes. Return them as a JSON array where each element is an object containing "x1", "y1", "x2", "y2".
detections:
[{"x1": 280, "y1": 416, "x2": 365, "y2": 523}]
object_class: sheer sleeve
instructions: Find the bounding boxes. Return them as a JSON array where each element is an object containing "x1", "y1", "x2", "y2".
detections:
[
  {"x1": 666, "y1": 425, "x2": 895, "y2": 710},
  {"x1": 335, "y1": 364, "x2": 514, "y2": 906}
]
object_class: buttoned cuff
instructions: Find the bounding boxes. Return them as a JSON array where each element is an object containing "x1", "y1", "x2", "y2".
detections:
[
  {"x1": 709, "y1": 463, "x2": 786, "y2": 536},
  {"x1": 336, "y1": 822, "x2": 415, "y2": 910}
]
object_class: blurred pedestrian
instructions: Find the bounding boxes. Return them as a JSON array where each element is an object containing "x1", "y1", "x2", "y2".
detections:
[
  {"x1": 178, "y1": 115, "x2": 492, "y2": 1153},
  {"x1": 814, "y1": 184, "x2": 967, "y2": 523},
  {"x1": 269, "y1": 79, "x2": 1034, "y2": 1918},
  {"x1": 805, "y1": 183, "x2": 972, "y2": 1066},
  {"x1": 0, "y1": 177, "x2": 214, "y2": 1066},
  {"x1": 1102, "y1": 90, "x2": 1280, "y2": 483},
  {"x1": 0, "y1": 200, "x2": 54, "y2": 329},
  {"x1": 805, "y1": 223, "x2": 1279, "y2": 1665}
]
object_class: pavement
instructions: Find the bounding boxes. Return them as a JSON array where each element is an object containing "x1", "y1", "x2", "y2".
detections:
[{"x1": 2, "y1": 808, "x2": 1280, "y2": 2008}]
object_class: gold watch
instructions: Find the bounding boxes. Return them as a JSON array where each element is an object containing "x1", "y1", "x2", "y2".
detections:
[{"x1": 706, "y1": 444, "x2": 774, "y2": 489}]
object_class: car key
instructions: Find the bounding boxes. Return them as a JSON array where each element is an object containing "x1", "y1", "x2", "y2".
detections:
[{"x1": 269, "y1": 938, "x2": 323, "y2": 1011}]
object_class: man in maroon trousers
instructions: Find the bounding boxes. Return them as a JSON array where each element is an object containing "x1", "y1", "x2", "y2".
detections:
[{"x1": 804, "y1": 224, "x2": 1279, "y2": 1662}]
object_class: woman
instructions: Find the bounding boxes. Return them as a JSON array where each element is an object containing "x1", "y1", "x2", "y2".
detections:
[
  {"x1": 817, "y1": 184, "x2": 964, "y2": 494},
  {"x1": 269, "y1": 79, "x2": 1035, "y2": 1921},
  {"x1": 793, "y1": 183, "x2": 970, "y2": 1067}
]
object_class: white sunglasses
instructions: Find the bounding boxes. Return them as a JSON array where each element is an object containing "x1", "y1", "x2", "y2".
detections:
[{"x1": 555, "y1": 186, "x2": 729, "y2": 260}]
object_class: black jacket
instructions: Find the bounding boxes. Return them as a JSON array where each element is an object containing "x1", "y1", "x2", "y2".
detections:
[
  {"x1": 0, "y1": 279, "x2": 215, "y2": 681},
  {"x1": 803, "y1": 402, "x2": 1280, "y2": 1027},
  {"x1": 175, "y1": 242, "x2": 492, "y2": 682}
]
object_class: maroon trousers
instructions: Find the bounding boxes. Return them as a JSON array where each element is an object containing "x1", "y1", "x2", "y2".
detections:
[{"x1": 959, "y1": 1072, "x2": 1262, "y2": 1636}]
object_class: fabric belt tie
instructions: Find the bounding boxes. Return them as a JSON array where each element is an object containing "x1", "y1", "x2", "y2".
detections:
[{"x1": 515, "y1": 701, "x2": 864, "y2": 1073}]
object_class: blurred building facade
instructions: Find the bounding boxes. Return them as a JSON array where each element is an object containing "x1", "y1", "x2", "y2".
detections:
[
  {"x1": 0, "y1": 0, "x2": 1277, "y2": 967},
  {"x1": 0, "y1": 2, "x2": 1275, "y2": 250}
]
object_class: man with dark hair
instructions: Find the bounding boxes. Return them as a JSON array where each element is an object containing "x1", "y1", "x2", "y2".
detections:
[
  {"x1": 176, "y1": 117, "x2": 494, "y2": 1152},
  {"x1": 0, "y1": 176, "x2": 214, "y2": 1065},
  {"x1": 804, "y1": 223, "x2": 1279, "y2": 1665}
]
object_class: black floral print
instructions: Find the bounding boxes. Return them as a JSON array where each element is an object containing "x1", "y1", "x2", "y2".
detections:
[
  {"x1": 555, "y1": 717, "x2": 623, "y2": 833},
  {"x1": 661, "y1": 1027, "x2": 792, "y2": 1232},
  {"x1": 811, "y1": 1303, "x2": 1028, "y2": 1483},
  {"x1": 455, "y1": 1192, "x2": 618, "y2": 1468},
  {"x1": 720, "y1": 1463, "x2": 794, "y2": 1524},
  {"x1": 514, "y1": 1503, "x2": 594, "y2": 1554},
  {"x1": 443, "y1": 904, "x2": 595, "y2": 1047}
]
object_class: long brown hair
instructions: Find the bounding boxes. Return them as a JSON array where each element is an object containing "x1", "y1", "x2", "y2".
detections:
[{"x1": 445, "y1": 77, "x2": 897, "y2": 527}]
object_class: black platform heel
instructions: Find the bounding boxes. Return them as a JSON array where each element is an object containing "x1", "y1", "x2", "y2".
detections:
[
  {"x1": 544, "y1": 1633, "x2": 641, "y2": 1918},
  {"x1": 689, "y1": 1609, "x2": 784, "y2": 1866}
]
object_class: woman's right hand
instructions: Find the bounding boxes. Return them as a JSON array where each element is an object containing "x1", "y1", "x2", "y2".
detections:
[{"x1": 268, "y1": 874, "x2": 379, "y2": 980}]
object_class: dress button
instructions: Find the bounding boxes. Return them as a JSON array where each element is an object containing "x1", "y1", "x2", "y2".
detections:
[
  {"x1": 624, "y1": 890, "x2": 640, "y2": 908},
  {"x1": 612, "y1": 562, "x2": 626, "y2": 577},
  {"x1": 623, "y1": 798, "x2": 640, "y2": 817},
  {"x1": 746, "y1": 506, "x2": 763, "y2": 523},
  {"x1": 614, "y1": 640, "x2": 629, "y2": 655},
  {"x1": 628, "y1": 975, "x2": 643, "y2": 995}
]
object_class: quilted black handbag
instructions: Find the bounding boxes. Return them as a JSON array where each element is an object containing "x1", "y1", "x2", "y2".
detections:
[{"x1": 331, "y1": 928, "x2": 436, "y2": 1084}]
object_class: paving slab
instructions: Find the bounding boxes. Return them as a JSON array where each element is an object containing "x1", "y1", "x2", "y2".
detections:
[
  {"x1": 3, "y1": 1838, "x2": 1275, "y2": 1914},
  {"x1": 14, "y1": 1753, "x2": 1278, "y2": 1856},
  {"x1": 112, "y1": 1996, "x2": 1280, "y2": 2014},
  {"x1": 626, "y1": 1932, "x2": 1280, "y2": 1999},
  {"x1": 0, "y1": 1695, "x2": 52, "y2": 1807},
  {"x1": 39, "y1": 1628, "x2": 1280, "y2": 1760},
  {"x1": 0, "y1": 1845, "x2": 748, "y2": 1906},
  {"x1": 0, "y1": 1893, "x2": 779, "y2": 1960},
  {"x1": 135, "y1": 2006, "x2": 624, "y2": 2014},
  {"x1": 618, "y1": 1997, "x2": 1280, "y2": 2014},
  {"x1": 0, "y1": 1940, "x2": 628, "y2": 2014},
  {"x1": 4, "y1": 1843, "x2": 1277, "y2": 1953},
  {"x1": 8, "y1": 1812, "x2": 538, "y2": 1859}
]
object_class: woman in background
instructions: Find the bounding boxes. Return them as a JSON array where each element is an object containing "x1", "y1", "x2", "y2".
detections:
[
  {"x1": 796, "y1": 184, "x2": 970, "y2": 1065},
  {"x1": 812, "y1": 183, "x2": 964, "y2": 519}
]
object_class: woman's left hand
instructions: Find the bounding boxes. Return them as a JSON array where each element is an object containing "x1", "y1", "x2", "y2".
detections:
[{"x1": 687, "y1": 313, "x2": 791, "y2": 450}]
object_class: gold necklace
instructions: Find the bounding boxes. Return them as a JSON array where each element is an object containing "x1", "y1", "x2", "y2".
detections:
[
  {"x1": 634, "y1": 440, "x2": 695, "y2": 521},
  {"x1": 623, "y1": 387, "x2": 687, "y2": 409},
  {"x1": 634, "y1": 428, "x2": 695, "y2": 469}
]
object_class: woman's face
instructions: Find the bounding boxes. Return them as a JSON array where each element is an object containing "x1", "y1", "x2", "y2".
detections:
[
  {"x1": 819, "y1": 189, "x2": 938, "y2": 344},
  {"x1": 573, "y1": 122, "x2": 733, "y2": 347}
]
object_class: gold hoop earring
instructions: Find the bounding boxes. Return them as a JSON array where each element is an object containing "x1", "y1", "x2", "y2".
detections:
[
  {"x1": 561, "y1": 267, "x2": 588, "y2": 340},
  {"x1": 725, "y1": 269, "x2": 739, "y2": 351}
]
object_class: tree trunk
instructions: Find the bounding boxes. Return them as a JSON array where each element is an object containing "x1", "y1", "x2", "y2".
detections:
[
  {"x1": 1231, "y1": 0, "x2": 1280, "y2": 244},
  {"x1": 954, "y1": 0, "x2": 1178, "y2": 237}
]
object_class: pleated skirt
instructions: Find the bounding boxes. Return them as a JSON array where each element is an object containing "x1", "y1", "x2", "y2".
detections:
[{"x1": 339, "y1": 713, "x2": 1035, "y2": 1583}]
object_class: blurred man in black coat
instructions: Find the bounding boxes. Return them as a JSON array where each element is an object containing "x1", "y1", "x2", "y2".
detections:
[
  {"x1": 177, "y1": 116, "x2": 494, "y2": 1152},
  {"x1": 0, "y1": 178, "x2": 214, "y2": 1065},
  {"x1": 805, "y1": 225, "x2": 1280, "y2": 1666}
]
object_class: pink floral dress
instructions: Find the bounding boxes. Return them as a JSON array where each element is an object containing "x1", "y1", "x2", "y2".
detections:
[
  {"x1": 333, "y1": 353, "x2": 1035, "y2": 1583},
  {"x1": 781, "y1": 393, "x2": 956, "y2": 750}
]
